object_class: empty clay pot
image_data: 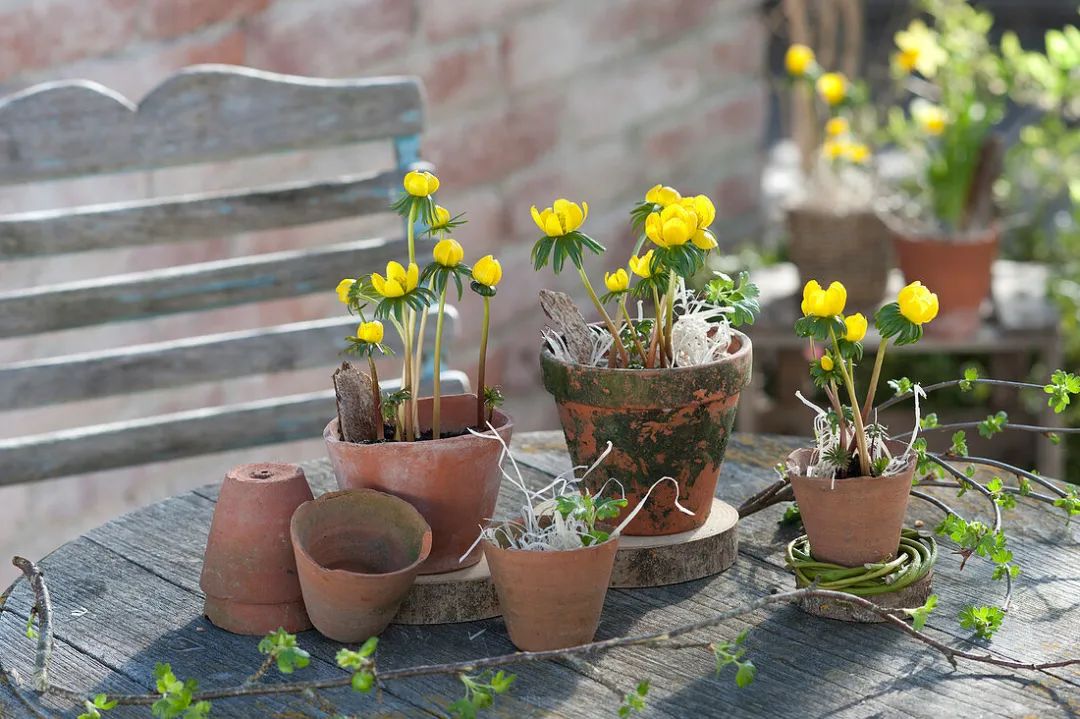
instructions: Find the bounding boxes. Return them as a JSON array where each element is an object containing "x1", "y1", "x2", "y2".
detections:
[
  {"x1": 540, "y1": 331, "x2": 752, "y2": 536},
  {"x1": 200, "y1": 463, "x2": 314, "y2": 635},
  {"x1": 892, "y1": 224, "x2": 999, "y2": 340},
  {"x1": 787, "y1": 445, "x2": 915, "y2": 567},
  {"x1": 323, "y1": 394, "x2": 513, "y2": 574},
  {"x1": 291, "y1": 489, "x2": 432, "y2": 642},
  {"x1": 484, "y1": 536, "x2": 619, "y2": 651}
]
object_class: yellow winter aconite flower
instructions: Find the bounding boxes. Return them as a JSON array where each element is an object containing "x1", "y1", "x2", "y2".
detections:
[
  {"x1": 816, "y1": 72, "x2": 847, "y2": 106},
  {"x1": 897, "y1": 281, "x2": 939, "y2": 325},
  {"x1": 692, "y1": 229, "x2": 718, "y2": 250},
  {"x1": 356, "y1": 320, "x2": 384, "y2": 344},
  {"x1": 894, "y1": 20, "x2": 946, "y2": 78},
  {"x1": 844, "y1": 142, "x2": 871, "y2": 164},
  {"x1": 913, "y1": 101, "x2": 948, "y2": 136},
  {"x1": 430, "y1": 204, "x2": 451, "y2": 231},
  {"x1": 785, "y1": 44, "x2": 815, "y2": 77},
  {"x1": 645, "y1": 203, "x2": 698, "y2": 248},
  {"x1": 820, "y1": 354, "x2": 835, "y2": 372},
  {"x1": 433, "y1": 238, "x2": 464, "y2": 267},
  {"x1": 336, "y1": 278, "x2": 355, "y2": 304},
  {"x1": 371, "y1": 261, "x2": 419, "y2": 298},
  {"x1": 844, "y1": 313, "x2": 868, "y2": 342},
  {"x1": 628, "y1": 251, "x2": 654, "y2": 278},
  {"x1": 604, "y1": 268, "x2": 629, "y2": 293},
  {"x1": 472, "y1": 255, "x2": 503, "y2": 287},
  {"x1": 822, "y1": 140, "x2": 845, "y2": 160},
  {"x1": 403, "y1": 170, "x2": 440, "y2": 197},
  {"x1": 825, "y1": 117, "x2": 850, "y2": 137},
  {"x1": 801, "y1": 280, "x2": 847, "y2": 318},
  {"x1": 893, "y1": 48, "x2": 919, "y2": 74},
  {"x1": 531, "y1": 199, "x2": 588, "y2": 237},
  {"x1": 685, "y1": 194, "x2": 716, "y2": 229},
  {"x1": 645, "y1": 184, "x2": 682, "y2": 207}
]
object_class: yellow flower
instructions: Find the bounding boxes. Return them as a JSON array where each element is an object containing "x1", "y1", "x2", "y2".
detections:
[
  {"x1": 821, "y1": 140, "x2": 844, "y2": 160},
  {"x1": 357, "y1": 320, "x2": 384, "y2": 345},
  {"x1": 785, "y1": 44, "x2": 815, "y2": 77},
  {"x1": 472, "y1": 254, "x2": 503, "y2": 287},
  {"x1": 897, "y1": 281, "x2": 939, "y2": 325},
  {"x1": 645, "y1": 203, "x2": 698, "y2": 248},
  {"x1": 801, "y1": 280, "x2": 847, "y2": 318},
  {"x1": 692, "y1": 229, "x2": 718, "y2": 250},
  {"x1": 604, "y1": 268, "x2": 629, "y2": 293},
  {"x1": 433, "y1": 238, "x2": 464, "y2": 267},
  {"x1": 430, "y1": 204, "x2": 451, "y2": 231},
  {"x1": 913, "y1": 101, "x2": 948, "y2": 136},
  {"x1": 816, "y1": 72, "x2": 847, "y2": 106},
  {"x1": 531, "y1": 199, "x2": 588, "y2": 237},
  {"x1": 825, "y1": 117, "x2": 849, "y2": 137},
  {"x1": 820, "y1": 354, "x2": 835, "y2": 372},
  {"x1": 336, "y1": 278, "x2": 355, "y2": 304},
  {"x1": 371, "y1": 261, "x2": 419, "y2": 298},
  {"x1": 628, "y1": 251, "x2": 654, "y2": 279},
  {"x1": 893, "y1": 48, "x2": 919, "y2": 74},
  {"x1": 844, "y1": 313, "x2": 868, "y2": 342},
  {"x1": 403, "y1": 170, "x2": 440, "y2": 197},
  {"x1": 894, "y1": 20, "x2": 946, "y2": 78},
  {"x1": 843, "y1": 142, "x2": 871, "y2": 164},
  {"x1": 686, "y1": 194, "x2": 716, "y2": 229},
  {"x1": 645, "y1": 184, "x2": 682, "y2": 207}
]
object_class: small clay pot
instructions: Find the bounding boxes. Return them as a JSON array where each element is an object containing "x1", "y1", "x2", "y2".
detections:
[
  {"x1": 484, "y1": 536, "x2": 619, "y2": 651},
  {"x1": 892, "y1": 224, "x2": 999, "y2": 339},
  {"x1": 200, "y1": 463, "x2": 314, "y2": 635},
  {"x1": 291, "y1": 489, "x2": 431, "y2": 642},
  {"x1": 787, "y1": 445, "x2": 915, "y2": 567},
  {"x1": 323, "y1": 394, "x2": 513, "y2": 575},
  {"x1": 540, "y1": 331, "x2": 752, "y2": 536}
]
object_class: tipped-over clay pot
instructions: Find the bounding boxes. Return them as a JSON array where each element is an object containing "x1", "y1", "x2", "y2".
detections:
[
  {"x1": 787, "y1": 444, "x2": 915, "y2": 567},
  {"x1": 484, "y1": 536, "x2": 619, "y2": 651},
  {"x1": 200, "y1": 463, "x2": 314, "y2": 635},
  {"x1": 323, "y1": 393, "x2": 513, "y2": 574},
  {"x1": 291, "y1": 489, "x2": 432, "y2": 642}
]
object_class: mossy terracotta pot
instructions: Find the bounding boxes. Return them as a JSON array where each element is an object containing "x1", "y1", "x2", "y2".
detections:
[
  {"x1": 323, "y1": 394, "x2": 513, "y2": 574},
  {"x1": 200, "y1": 463, "x2": 313, "y2": 635},
  {"x1": 540, "y1": 331, "x2": 752, "y2": 536},
  {"x1": 291, "y1": 489, "x2": 432, "y2": 642},
  {"x1": 892, "y1": 224, "x2": 999, "y2": 340},
  {"x1": 483, "y1": 535, "x2": 619, "y2": 651},
  {"x1": 786, "y1": 445, "x2": 915, "y2": 567}
]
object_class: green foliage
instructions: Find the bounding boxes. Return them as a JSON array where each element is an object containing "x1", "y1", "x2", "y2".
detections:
[
  {"x1": 421, "y1": 262, "x2": 473, "y2": 301},
  {"x1": 257, "y1": 629, "x2": 310, "y2": 675},
  {"x1": 618, "y1": 681, "x2": 650, "y2": 717},
  {"x1": 382, "y1": 388, "x2": 411, "y2": 426},
  {"x1": 337, "y1": 637, "x2": 379, "y2": 694},
  {"x1": 794, "y1": 314, "x2": 847, "y2": 343},
  {"x1": 391, "y1": 192, "x2": 438, "y2": 228},
  {"x1": 712, "y1": 630, "x2": 756, "y2": 688},
  {"x1": 1044, "y1": 370, "x2": 1080, "y2": 413},
  {"x1": 482, "y1": 385, "x2": 505, "y2": 418},
  {"x1": 875, "y1": 303, "x2": 922, "y2": 346},
  {"x1": 904, "y1": 594, "x2": 939, "y2": 631},
  {"x1": 531, "y1": 231, "x2": 605, "y2": 274},
  {"x1": 24, "y1": 612, "x2": 37, "y2": 640},
  {"x1": 702, "y1": 271, "x2": 760, "y2": 327},
  {"x1": 152, "y1": 664, "x2": 211, "y2": 719},
  {"x1": 448, "y1": 670, "x2": 515, "y2": 719},
  {"x1": 977, "y1": 411, "x2": 1008, "y2": 439},
  {"x1": 809, "y1": 358, "x2": 843, "y2": 389},
  {"x1": 78, "y1": 694, "x2": 117, "y2": 719},
  {"x1": 935, "y1": 515, "x2": 1018, "y2": 582},
  {"x1": 985, "y1": 477, "x2": 1017, "y2": 511},
  {"x1": 959, "y1": 605, "x2": 1005, "y2": 640},
  {"x1": 651, "y1": 243, "x2": 706, "y2": 280},
  {"x1": 779, "y1": 503, "x2": 802, "y2": 526},
  {"x1": 959, "y1": 366, "x2": 980, "y2": 392},
  {"x1": 1053, "y1": 486, "x2": 1080, "y2": 519},
  {"x1": 373, "y1": 285, "x2": 437, "y2": 324},
  {"x1": 949, "y1": 430, "x2": 968, "y2": 457},
  {"x1": 554, "y1": 492, "x2": 628, "y2": 546},
  {"x1": 920, "y1": 413, "x2": 939, "y2": 430},
  {"x1": 889, "y1": 377, "x2": 915, "y2": 396}
]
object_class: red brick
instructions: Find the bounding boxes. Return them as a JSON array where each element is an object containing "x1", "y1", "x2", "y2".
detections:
[
  {"x1": 707, "y1": 13, "x2": 766, "y2": 78},
  {"x1": 419, "y1": 0, "x2": 550, "y2": 44},
  {"x1": 641, "y1": 85, "x2": 766, "y2": 170},
  {"x1": 714, "y1": 170, "x2": 760, "y2": 218},
  {"x1": 593, "y1": 0, "x2": 718, "y2": 47},
  {"x1": 419, "y1": 36, "x2": 502, "y2": 109},
  {"x1": 245, "y1": 0, "x2": 414, "y2": 76},
  {"x1": 143, "y1": 0, "x2": 271, "y2": 39}
]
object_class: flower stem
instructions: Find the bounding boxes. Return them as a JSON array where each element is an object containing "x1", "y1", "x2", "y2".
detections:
[
  {"x1": 367, "y1": 355, "x2": 382, "y2": 436},
  {"x1": 577, "y1": 267, "x2": 628, "y2": 367},
  {"x1": 403, "y1": 203, "x2": 418, "y2": 439},
  {"x1": 830, "y1": 327, "x2": 871, "y2": 476},
  {"x1": 619, "y1": 299, "x2": 649, "y2": 367},
  {"x1": 650, "y1": 285, "x2": 664, "y2": 368},
  {"x1": 477, "y1": 296, "x2": 490, "y2": 428},
  {"x1": 432, "y1": 285, "x2": 448, "y2": 439},
  {"x1": 861, "y1": 340, "x2": 888, "y2": 422},
  {"x1": 664, "y1": 269, "x2": 678, "y2": 363}
]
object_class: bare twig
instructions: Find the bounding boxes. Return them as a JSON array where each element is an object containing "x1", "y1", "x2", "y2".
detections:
[
  {"x1": 12, "y1": 558, "x2": 52, "y2": 693},
  {"x1": 877, "y1": 378, "x2": 1046, "y2": 413},
  {"x1": 947, "y1": 455, "x2": 1069, "y2": 499}
]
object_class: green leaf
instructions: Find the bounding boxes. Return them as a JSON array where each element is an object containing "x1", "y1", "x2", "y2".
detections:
[
  {"x1": 959, "y1": 605, "x2": 1005, "y2": 640},
  {"x1": 889, "y1": 377, "x2": 914, "y2": 396},
  {"x1": 906, "y1": 594, "x2": 939, "y2": 631},
  {"x1": 920, "y1": 413, "x2": 939, "y2": 429},
  {"x1": 977, "y1": 411, "x2": 1008, "y2": 438},
  {"x1": 735, "y1": 661, "x2": 757, "y2": 688},
  {"x1": 875, "y1": 303, "x2": 922, "y2": 345},
  {"x1": 950, "y1": 430, "x2": 969, "y2": 456},
  {"x1": 351, "y1": 671, "x2": 375, "y2": 693},
  {"x1": 779, "y1": 503, "x2": 801, "y2": 526},
  {"x1": 358, "y1": 636, "x2": 379, "y2": 658},
  {"x1": 1044, "y1": 370, "x2": 1080, "y2": 413},
  {"x1": 959, "y1": 366, "x2": 980, "y2": 391}
]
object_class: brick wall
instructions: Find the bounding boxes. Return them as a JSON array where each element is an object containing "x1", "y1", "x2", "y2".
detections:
[{"x1": 0, "y1": 0, "x2": 767, "y2": 583}]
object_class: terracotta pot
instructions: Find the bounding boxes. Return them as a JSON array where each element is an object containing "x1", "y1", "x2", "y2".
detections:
[
  {"x1": 540, "y1": 331, "x2": 752, "y2": 536},
  {"x1": 323, "y1": 394, "x2": 513, "y2": 575},
  {"x1": 787, "y1": 445, "x2": 915, "y2": 567},
  {"x1": 787, "y1": 206, "x2": 891, "y2": 312},
  {"x1": 291, "y1": 489, "x2": 431, "y2": 642},
  {"x1": 892, "y1": 225, "x2": 999, "y2": 339},
  {"x1": 200, "y1": 463, "x2": 314, "y2": 635},
  {"x1": 484, "y1": 536, "x2": 618, "y2": 651}
]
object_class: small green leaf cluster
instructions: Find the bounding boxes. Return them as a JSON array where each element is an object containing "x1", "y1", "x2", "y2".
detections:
[
  {"x1": 949, "y1": 430, "x2": 969, "y2": 457},
  {"x1": 959, "y1": 366, "x2": 980, "y2": 392},
  {"x1": 336, "y1": 637, "x2": 379, "y2": 693},
  {"x1": 382, "y1": 388, "x2": 412, "y2": 425},
  {"x1": 78, "y1": 694, "x2": 117, "y2": 719},
  {"x1": 920, "y1": 413, "x2": 939, "y2": 430},
  {"x1": 703, "y1": 271, "x2": 761, "y2": 327},
  {"x1": 1044, "y1": 369, "x2": 1080, "y2": 413},
  {"x1": 935, "y1": 515, "x2": 1019, "y2": 581},
  {"x1": 904, "y1": 594, "x2": 939, "y2": 631},
  {"x1": 977, "y1": 411, "x2": 1008, "y2": 439},
  {"x1": 712, "y1": 630, "x2": 756, "y2": 688},
  {"x1": 531, "y1": 231, "x2": 605, "y2": 274},
  {"x1": 1053, "y1": 486, "x2": 1080, "y2": 519},
  {"x1": 421, "y1": 261, "x2": 473, "y2": 300},
  {"x1": 448, "y1": 670, "x2": 515, "y2": 719},
  {"x1": 554, "y1": 492, "x2": 628, "y2": 546},
  {"x1": 985, "y1": 477, "x2": 1017, "y2": 510},
  {"x1": 152, "y1": 664, "x2": 210, "y2": 719},
  {"x1": 779, "y1": 503, "x2": 802, "y2": 526},
  {"x1": 794, "y1": 314, "x2": 847, "y2": 343},
  {"x1": 959, "y1": 605, "x2": 1005, "y2": 640},
  {"x1": 618, "y1": 680, "x2": 650, "y2": 717},
  {"x1": 889, "y1": 376, "x2": 915, "y2": 396},
  {"x1": 482, "y1": 385, "x2": 505, "y2": 413},
  {"x1": 257, "y1": 628, "x2": 310, "y2": 675}
]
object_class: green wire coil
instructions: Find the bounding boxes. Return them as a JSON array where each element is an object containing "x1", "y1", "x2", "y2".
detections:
[{"x1": 785, "y1": 529, "x2": 937, "y2": 597}]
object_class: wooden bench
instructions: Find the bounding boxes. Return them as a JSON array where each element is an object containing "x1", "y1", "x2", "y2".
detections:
[{"x1": 0, "y1": 65, "x2": 466, "y2": 486}]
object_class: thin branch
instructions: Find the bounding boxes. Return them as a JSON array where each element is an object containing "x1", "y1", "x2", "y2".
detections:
[
  {"x1": 908, "y1": 422, "x2": 1077, "y2": 437},
  {"x1": 952, "y1": 455, "x2": 1069, "y2": 498},
  {"x1": 910, "y1": 490, "x2": 956, "y2": 517},
  {"x1": 877, "y1": 378, "x2": 1046, "y2": 413},
  {"x1": 914, "y1": 480, "x2": 1061, "y2": 506},
  {"x1": 12, "y1": 558, "x2": 52, "y2": 693}
]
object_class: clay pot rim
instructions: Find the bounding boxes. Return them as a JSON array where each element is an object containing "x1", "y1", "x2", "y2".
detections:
[
  {"x1": 785, "y1": 444, "x2": 916, "y2": 485},
  {"x1": 323, "y1": 393, "x2": 514, "y2": 450},
  {"x1": 290, "y1": 489, "x2": 433, "y2": 579},
  {"x1": 882, "y1": 217, "x2": 1000, "y2": 245},
  {"x1": 539, "y1": 328, "x2": 751, "y2": 377}
]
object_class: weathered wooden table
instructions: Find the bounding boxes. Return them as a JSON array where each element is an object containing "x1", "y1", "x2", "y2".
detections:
[{"x1": 1, "y1": 432, "x2": 1078, "y2": 718}]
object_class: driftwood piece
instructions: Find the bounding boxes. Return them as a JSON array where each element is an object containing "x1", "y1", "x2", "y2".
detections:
[
  {"x1": 332, "y1": 362, "x2": 378, "y2": 443},
  {"x1": 539, "y1": 290, "x2": 594, "y2": 365}
]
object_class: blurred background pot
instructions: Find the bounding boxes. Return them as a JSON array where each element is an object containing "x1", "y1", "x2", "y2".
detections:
[
  {"x1": 200, "y1": 463, "x2": 313, "y2": 635},
  {"x1": 323, "y1": 394, "x2": 513, "y2": 574},
  {"x1": 291, "y1": 489, "x2": 431, "y2": 642}
]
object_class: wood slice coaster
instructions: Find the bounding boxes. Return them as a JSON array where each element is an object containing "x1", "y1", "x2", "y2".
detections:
[
  {"x1": 393, "y1": 556, "x2": 500, "y2": 625},
  {"x1": 796, "y1": 572, "x2": 934, "y2": 623}
]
